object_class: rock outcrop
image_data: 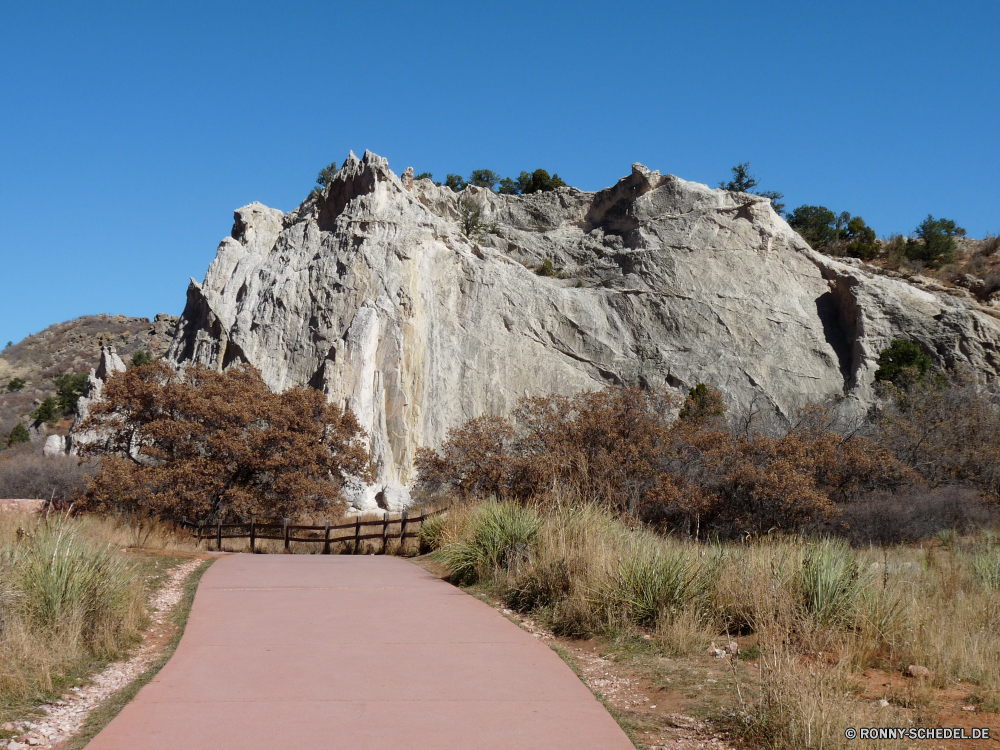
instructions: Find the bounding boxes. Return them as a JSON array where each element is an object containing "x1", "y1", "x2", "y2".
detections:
[
  {"x1": 166, "y1": 151, "x2": 1000, "y2": 504},
  {"x1": 43, "y1": 434, "x2": 69, "y2": 457},
  {"x1": 69, "y1": 345, "x2": 127, "y2": 455}
]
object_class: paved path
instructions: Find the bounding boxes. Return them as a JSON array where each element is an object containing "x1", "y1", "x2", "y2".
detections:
[{"x1": 86, "y1": 555, "x2": 634, "y2": 749}]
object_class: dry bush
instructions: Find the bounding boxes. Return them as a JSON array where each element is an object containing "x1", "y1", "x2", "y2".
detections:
[
  {"x1": 978, "y1": 234, "x2": 1000, "y2": 257},
  {"x1": 710, "y1": 540, "x2": 802, "y2": 637},
  {"x1": 898, "y1": 544, "x2": 1000, "y2": 707},
  {"x1": 0, "y1": 449, "x2": 93, "y2": 504},
  {"x1": 737, "y1": 647, "x2": 908, "y2": 750},
  {"x1": 881, "y1": 234, "x2": 912, "y2": 271},
  {"x1": 417, "y1": 387, "x2": 678, "y2": 513},
  {"x1": 979, "y1": 272, "x2": 1000, "y2": 300},
  {"x1": 826, "y1": 486, "x2": 997, "y2": 546},
  {"x1": 77, "y1": 362, "x2": 372, "y2": 524},
  {"x1": 418, "y1": 385, "x2": 910, "y2": 537}
]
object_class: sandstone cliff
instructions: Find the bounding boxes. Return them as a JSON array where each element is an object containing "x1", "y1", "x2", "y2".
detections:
[{"x1": 166, "y1": 151, "x2": 1000, "y2": 507}]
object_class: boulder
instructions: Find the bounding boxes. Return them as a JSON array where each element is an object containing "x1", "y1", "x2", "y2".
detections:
[
  {"x1": 42, "y1": 434, "x2": 67, "y2": 456},
  {"x1": 164, "y1": 151, "x2": 1000, "y2": 504},
  {"x1": 957, "y1": 274, "x2": 985, "y2": 290}
]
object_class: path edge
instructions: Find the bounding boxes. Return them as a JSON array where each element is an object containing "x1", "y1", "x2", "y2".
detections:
[
  {"x1": 411, "y1": 558, "x2": 642, "y2": 750},
  {"x1": 61, "y1": 557, "x2": 217, "y2": 750}
]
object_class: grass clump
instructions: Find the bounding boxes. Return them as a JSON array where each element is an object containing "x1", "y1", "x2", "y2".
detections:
[
  {"x1": 11, "y1": 522, "x2": 143, "y2": 647},
  {"x1": 599, "y1": 541, "x2": 704, "y2": 627},
  {"x1": 0, "y1": 513, "x2": 148, "y2": 718},
  {"x1": 799, "y1": 539, "x2": 866, "y2": 626},
  {"x1": 417, "y1": 514, "x2": 447, "y2": 554},
  {"x1": 970, "y1": 546, "x2": 1000, "y2": 590},
  {"x1": 436, "y1": 500, "x2": 540, "y2": 584},
  {"x1": 737, "y1": 648, "x2": 906, "y2": 750}
]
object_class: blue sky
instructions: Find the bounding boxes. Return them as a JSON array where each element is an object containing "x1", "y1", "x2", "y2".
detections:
[{"x1": 1, "y1": 1, "x2": 998, "y2": 348}]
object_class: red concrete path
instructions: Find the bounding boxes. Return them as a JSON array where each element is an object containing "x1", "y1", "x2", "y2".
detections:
[{"x1": 86, "y1": 554, "x2": 634, "y2": 749}]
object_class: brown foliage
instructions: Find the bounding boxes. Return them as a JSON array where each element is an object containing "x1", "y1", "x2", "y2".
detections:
[
  {"x1": 874, "y1": 368, "x2": 1000, "y2": 498},
  {"x1": 76, "y1": 362, "x2": 372, "y2": 523},
  {"x1": 416, "y1": 385, "x2": 911, "y2": 536},
  {"x1": 417, "y1": 387, "x2": 678, "y2": 512}
]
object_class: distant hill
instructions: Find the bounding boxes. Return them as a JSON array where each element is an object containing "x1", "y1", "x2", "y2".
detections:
[{"x1": 0, "y1": 314, "x2": 177, "y2": 442}]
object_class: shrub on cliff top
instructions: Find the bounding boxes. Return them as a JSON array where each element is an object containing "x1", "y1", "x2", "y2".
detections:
[
  {"x1": 906, "y1": 215, "x2": 965, "y2": 268},
  {"x1": 719, "y1": 162, "x2": 785, "y2": 215}
]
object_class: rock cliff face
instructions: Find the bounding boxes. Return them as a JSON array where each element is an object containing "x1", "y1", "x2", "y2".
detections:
[{"x1": 167, "y1": 151, "x2": 1000, "y2": 506}]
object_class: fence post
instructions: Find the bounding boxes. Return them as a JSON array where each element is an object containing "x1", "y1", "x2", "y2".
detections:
[
  {"x1": 382, "y1": 511, "x2": 390, "y2": 554},
  {"x1": 323, "y1": 520, "x2": 331, "y2": 555},
  {"x1": 354, "y1": 516, "x2": 361, "y2": 554},
  {"x1": 399, "y1": 510, "x2": 408, "y2": 550},
  {"x1": 217, "y1": 523, "x2": 222, "y2": 552},
  {"x1": 283, "y1": 518, "x2": 290, "y2": 554},
  {"x1": 250, "y1": 521, "x2": 256, "y2": 554},
  {"x1": 421, "y1": 507, "x2": 428, "y2": 533}
]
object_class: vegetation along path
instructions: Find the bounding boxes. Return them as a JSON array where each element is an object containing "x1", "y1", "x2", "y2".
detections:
[{"x1": 84, "y1": 554, "x2": 634, "y2": 749}]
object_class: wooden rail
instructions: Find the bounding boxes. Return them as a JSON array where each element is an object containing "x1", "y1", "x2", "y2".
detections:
[{"x1": 180, "y1": 506, "x2": 447, "y2": 554}]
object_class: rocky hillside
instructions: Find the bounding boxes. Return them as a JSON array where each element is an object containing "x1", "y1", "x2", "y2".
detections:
[
  {"x1": 0, "y1": 314, "x2": 177, "y2": 441},
  {"x1": 167, "y1": 151, "x2": 1000, "y2": 501}
]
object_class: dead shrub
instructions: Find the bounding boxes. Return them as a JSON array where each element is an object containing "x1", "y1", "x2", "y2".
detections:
[
  {"x1": 0, "y1": 449, "x2": 93, "y2": 505},
  {"x1": 824, "y1": 487, "x2": 997, "y2": 546},
  {"x1": 978, "y1": 233, "x2": 1000, "y2": 257},
  {"x1": 874, "y1": 369, "x2": 1000, "y2": 497}
]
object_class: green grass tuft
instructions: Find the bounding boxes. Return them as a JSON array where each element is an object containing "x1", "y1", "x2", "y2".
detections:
[
  {"x1": 970, "y1": 546, "x2": 1000, "y2": 590},
  {"x1": 436, "y1": 501, "x2": 540, "y2": 584},
  {"x1": 799, "y1": 539, "x2": 865, "y2": 625},
  {"x1": 600, "y1": 543, "x2": 704, "y2": 627}
]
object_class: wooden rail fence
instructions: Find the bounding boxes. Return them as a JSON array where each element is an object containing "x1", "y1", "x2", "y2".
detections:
[{"x1": 181, "y1": 506, "x2": 447, "y2": 554}]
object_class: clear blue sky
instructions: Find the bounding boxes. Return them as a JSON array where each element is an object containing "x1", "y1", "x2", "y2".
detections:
[{"x1": 2, "y1": 1, "x2": 998, "y2": 348}]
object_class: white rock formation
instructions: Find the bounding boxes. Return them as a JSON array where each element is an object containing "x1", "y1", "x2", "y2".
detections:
[
  {"x1": 166, "y1": 151, "x2": 1000, "y2": 503},
  {"x1": 69, "y1": 345, "x2": 127, "y2": 455},
  {"x1": 43, "y1": 434, "x2": 68, "y2": 457}
]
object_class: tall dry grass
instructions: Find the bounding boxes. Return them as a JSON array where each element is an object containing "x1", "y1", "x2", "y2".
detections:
[
  {"x1": 430, "y1": 498, "x2": 1000, "y2": 748},
  {"x1": 0, "y1": 511, "x2": 150, "y2": 717}
]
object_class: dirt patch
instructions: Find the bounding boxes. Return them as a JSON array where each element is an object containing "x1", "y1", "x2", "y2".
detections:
[{"x1": 853, "y1": 668, "x2": 999, "y2": 749}]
